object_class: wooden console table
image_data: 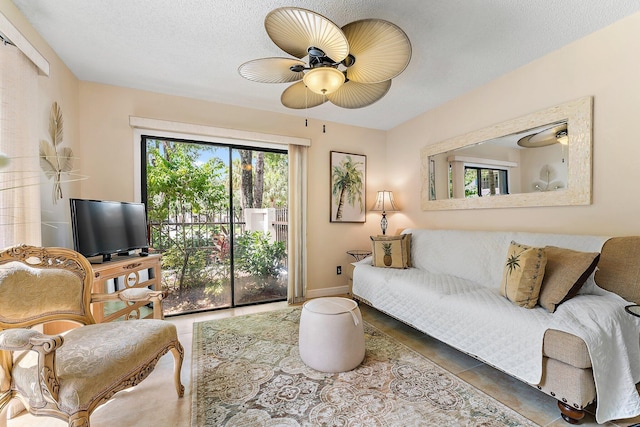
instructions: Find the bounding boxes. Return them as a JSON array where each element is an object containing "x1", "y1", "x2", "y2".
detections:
[
  {"x1": 43, "y1": 253, "x2": 162, "y2": 334},
  {"x1": 90, "y1": 254, "x2": 162, "y2": 323}
]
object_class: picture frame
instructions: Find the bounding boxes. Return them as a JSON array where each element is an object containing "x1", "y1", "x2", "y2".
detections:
[{"x1": 330, "y1": 151, "x2": 366, "y2": 223}]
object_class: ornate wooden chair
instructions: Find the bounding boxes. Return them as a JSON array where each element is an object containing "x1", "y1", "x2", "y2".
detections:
[{"x1": 0, "y1": 245, "x2": 184, "y2": 427}]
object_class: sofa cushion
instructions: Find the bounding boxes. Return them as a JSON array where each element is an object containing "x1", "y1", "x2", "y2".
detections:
[
  {"x1": 500, "y1": 241, "x2": 546, "y2": 308},
  {"x1": 539, "y1": 247, "x2": 600, "y2": 313},
  {"x1": 370, "y1": 234, "x2": 411, "y2": 268}
]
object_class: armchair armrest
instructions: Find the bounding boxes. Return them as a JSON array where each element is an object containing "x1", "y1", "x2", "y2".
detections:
[
  {"x1": 91, "y1": 288, "x2": 167, "y2": 319},
  {"x1": 0, "y1": 329, "x2": 63, "y2": 403},
  {"x1": 91, "y1": 288, "x2": 166, "y2": 302}
]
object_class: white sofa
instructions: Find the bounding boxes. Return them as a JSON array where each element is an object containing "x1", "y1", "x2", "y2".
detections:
[{"x1": 352, "y1": 229, "x2": 640, "y2": 424}]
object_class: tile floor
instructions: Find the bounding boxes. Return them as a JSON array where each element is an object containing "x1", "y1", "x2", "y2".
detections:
[{"x1": 6, "y1": 300, "x2": 640, "y2": 426}]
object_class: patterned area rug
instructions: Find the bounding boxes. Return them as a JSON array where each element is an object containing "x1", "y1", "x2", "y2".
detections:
[{"x1": 191, "y1": 307, "x2": 539, "y2": 426}]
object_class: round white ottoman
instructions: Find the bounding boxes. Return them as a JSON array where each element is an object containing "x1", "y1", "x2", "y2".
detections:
[{"x1": 299, "y1": 297, "x2": 365, "y2": 373}]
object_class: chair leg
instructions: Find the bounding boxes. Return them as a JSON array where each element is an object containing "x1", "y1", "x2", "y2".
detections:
[
  {"x1": 68, "y1": 410, "x2": 90, "y2": 427},
  {"x1": 0, "y1": 399, "x2": 8, "y2": 427},
  {"x1": 171, "y1": 342, "x2": 185, "y2": 397}
]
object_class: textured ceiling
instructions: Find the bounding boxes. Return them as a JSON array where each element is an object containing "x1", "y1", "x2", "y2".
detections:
[{"x1": 10, "y1": 0, "x2": 640, "y2": 130}]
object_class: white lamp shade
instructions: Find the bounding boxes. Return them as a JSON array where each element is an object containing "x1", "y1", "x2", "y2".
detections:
[
  {"x1": 303, "y1": 67, "x2": 345, "y2": 95},
  {"x1": 371, "y1": 190, "x2": 399, "y2": 212}
]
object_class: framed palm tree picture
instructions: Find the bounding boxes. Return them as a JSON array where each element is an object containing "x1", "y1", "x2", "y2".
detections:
[{"x1": 330, "y1": 151, "x2": 366, "y2": 223}]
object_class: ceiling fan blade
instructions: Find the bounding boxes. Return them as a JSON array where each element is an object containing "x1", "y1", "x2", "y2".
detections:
[
  {"x1": 281, "y1": 81, "x2": 328, "y2": 109},
  {"x1": 518, "y1": 123, "x2": 568, "y2": 147},
  {"x1": 265, "y1": 7, "x2": 349, "y2": 62},
  {"x1": 342, "y1": 19, "x2": 411, "y2": 84},
  {"x1": 238, "y1": 58, "x2": 305, "y2": 83},
  {"x1": 327, "y1": 80, "x2": 392, "y2": 109}
]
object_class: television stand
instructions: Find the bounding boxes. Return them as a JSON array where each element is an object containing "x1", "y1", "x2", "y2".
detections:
[
  {"x1": 90, "y1": 254, "x2": 162, "y2": 323},
  {"x1": 43, "y1": 253, "x2": 162, "y2": 334}
]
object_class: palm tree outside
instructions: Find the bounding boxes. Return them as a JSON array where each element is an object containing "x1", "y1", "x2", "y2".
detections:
[{"x1": 332, "y1": 155, "x2": 364, "y2": 221}]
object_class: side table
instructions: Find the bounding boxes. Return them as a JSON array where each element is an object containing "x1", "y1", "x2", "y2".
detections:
[
  {"x1": 346, "y1": 250, "x2": 372, "y2": 296},
  {"x1": 347, "y1": 249, "x2": 372, "y2": 261}
]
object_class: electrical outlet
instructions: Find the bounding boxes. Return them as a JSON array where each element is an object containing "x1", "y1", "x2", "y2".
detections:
[{"x1": 336, "y1": 266, "x2": 342, "y2": 275}]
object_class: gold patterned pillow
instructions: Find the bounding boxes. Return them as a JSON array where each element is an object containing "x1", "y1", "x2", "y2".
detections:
[
  {"x1": 370, "y1": 234, "x2": 411, "y2": 269},
  {"x1": 538, "y1": 246, "x2": 600, "y2": 313},
  {"x1": 500, "y1": 241, "x2": 547, "y2": 308}
]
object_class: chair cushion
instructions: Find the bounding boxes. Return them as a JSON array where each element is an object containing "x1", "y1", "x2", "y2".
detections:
[
  {"x1": 12, "y1": 319, "x2": 178, "y2": 414},
  {"x1": 0, "y1": 262, "x2": 84, "y2": 322}
]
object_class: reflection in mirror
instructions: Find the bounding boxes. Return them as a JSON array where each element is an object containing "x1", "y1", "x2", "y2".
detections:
[
  {"x1": 421, "y1": 96, "x2": 592, "y2": 210},
  {"x1": 428, "y1": 120, "x2": 568, "y2": 200}
]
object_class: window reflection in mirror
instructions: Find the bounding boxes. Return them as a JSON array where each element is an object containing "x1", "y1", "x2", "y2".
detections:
[
  {"x1": 429, "y1": 120, "x2": 568, "y2": 201},
  {"x1": 420, "y1": 96, "x2": 592, "y2": 211}
]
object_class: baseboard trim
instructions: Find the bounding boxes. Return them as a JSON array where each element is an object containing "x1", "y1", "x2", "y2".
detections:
[{"x1": 306, "y1": 285, "x2": 350, "y2": 299}]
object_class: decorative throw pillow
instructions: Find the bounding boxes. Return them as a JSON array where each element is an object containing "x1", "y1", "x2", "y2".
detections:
[
  {"x1": 538, "y1": 246, "x2": 600, "y2": 313},
  {"x1": 500, "y1": 241, "x2": 547, "y2": 309},
  {"x1": 370, "y1": 234, "x2": 411, "y2": 269}
]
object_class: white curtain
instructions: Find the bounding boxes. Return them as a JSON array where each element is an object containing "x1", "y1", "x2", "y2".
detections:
[
  {"x1": 0, "y1": 42, "x2": 41, "y2": 248},
  {"x1": 287, "y1": 144, "x2": 308, "y2": 304}
]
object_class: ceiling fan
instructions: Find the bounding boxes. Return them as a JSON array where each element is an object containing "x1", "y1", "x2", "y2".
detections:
[
  {"x1": 517, "y1": 122, "x2": 568, "y2": 148},
  {"x1": 238, "y1": 7, "x2": 412, "y2": 109}
]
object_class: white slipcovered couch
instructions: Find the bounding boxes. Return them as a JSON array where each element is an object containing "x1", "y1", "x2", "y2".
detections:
[{"x1": 352, "y1": 229, "x2": 640, "y2": 424}]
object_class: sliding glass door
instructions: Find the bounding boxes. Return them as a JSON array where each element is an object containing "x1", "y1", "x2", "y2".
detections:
[{"x1": 142, "y1": 137, "x2": 288, "y2": 315}]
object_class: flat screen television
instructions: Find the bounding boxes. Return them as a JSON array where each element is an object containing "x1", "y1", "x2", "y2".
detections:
[{"x1": 70, "y1": 198, "x2": 149, "y2": 262}]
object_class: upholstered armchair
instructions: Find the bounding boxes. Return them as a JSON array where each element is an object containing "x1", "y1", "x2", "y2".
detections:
[{"x1": 0, "y1": 245, "x2": 184, "y2": 427}]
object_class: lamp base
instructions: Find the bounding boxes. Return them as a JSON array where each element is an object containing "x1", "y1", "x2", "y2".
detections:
[{"x1": 380, "y1": 212, "x2": 388, "y2": 235}]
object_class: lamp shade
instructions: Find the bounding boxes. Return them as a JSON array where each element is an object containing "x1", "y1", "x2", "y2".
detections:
[
  {"x1": 303, "y1": 67, "x2": 345, "y2": 95},
  {"x1": 371, "y1": 190, "x2": 399, "y2": 212}
]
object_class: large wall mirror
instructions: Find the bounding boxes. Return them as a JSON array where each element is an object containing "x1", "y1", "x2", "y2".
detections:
[{"x1": 421, "y1": 96, "x2": 592, "y2": 210}]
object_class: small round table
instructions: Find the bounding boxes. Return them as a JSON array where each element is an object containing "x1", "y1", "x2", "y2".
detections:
[
  {"x1": 347, "y1": 250, "x2": 372, "y2": 261},
  {"x1": 625, "y1": 305, "x2": 640, "y2": 318}
]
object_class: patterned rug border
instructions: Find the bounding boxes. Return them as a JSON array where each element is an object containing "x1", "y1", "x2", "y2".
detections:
[{"x1": 191, "y1": 306, "x2": 540, "y2": 426}]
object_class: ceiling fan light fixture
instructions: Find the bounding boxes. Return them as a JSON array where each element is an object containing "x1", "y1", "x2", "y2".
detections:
[
  {"x1": 303, "y1": 67, "x2": 345, "y2": 95},
  {"x1": 556, "y1": 130, "x2": 569, "y2": 145},
  {"x1": 244, "y1": 7, "x2": 411, "y2": 109}
]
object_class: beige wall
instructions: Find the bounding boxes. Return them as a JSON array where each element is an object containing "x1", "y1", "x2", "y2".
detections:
[
  {"x1": 1, "y1": 0, "x2": 387, "y2": 295},
  {"x1": 76, "y1": 83, "x2": 387, "y2": 293},
  {"x1": 5, "y1": 0, "x2": 640, "y2": 294},
  {"x1": 387, "y1": 12, "x2": 640, "y2": 237}
]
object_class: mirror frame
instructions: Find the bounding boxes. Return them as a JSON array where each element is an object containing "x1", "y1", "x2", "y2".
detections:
[{"x1": 420, "y1": 96, "x2": 593, "y2": 210}]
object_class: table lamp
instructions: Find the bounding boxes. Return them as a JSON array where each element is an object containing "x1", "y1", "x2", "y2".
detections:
[{"x1": 371, "y1": 190, "x2": 399, "y2": 235}]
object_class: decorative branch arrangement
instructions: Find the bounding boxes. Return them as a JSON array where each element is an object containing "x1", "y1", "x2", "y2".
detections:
[
  {"x1": 40, "y1": 102, "x2": 73, "y2": 204},
  {"x1": 533, "y1": 165, "x2": 564, "y2": 192}
]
